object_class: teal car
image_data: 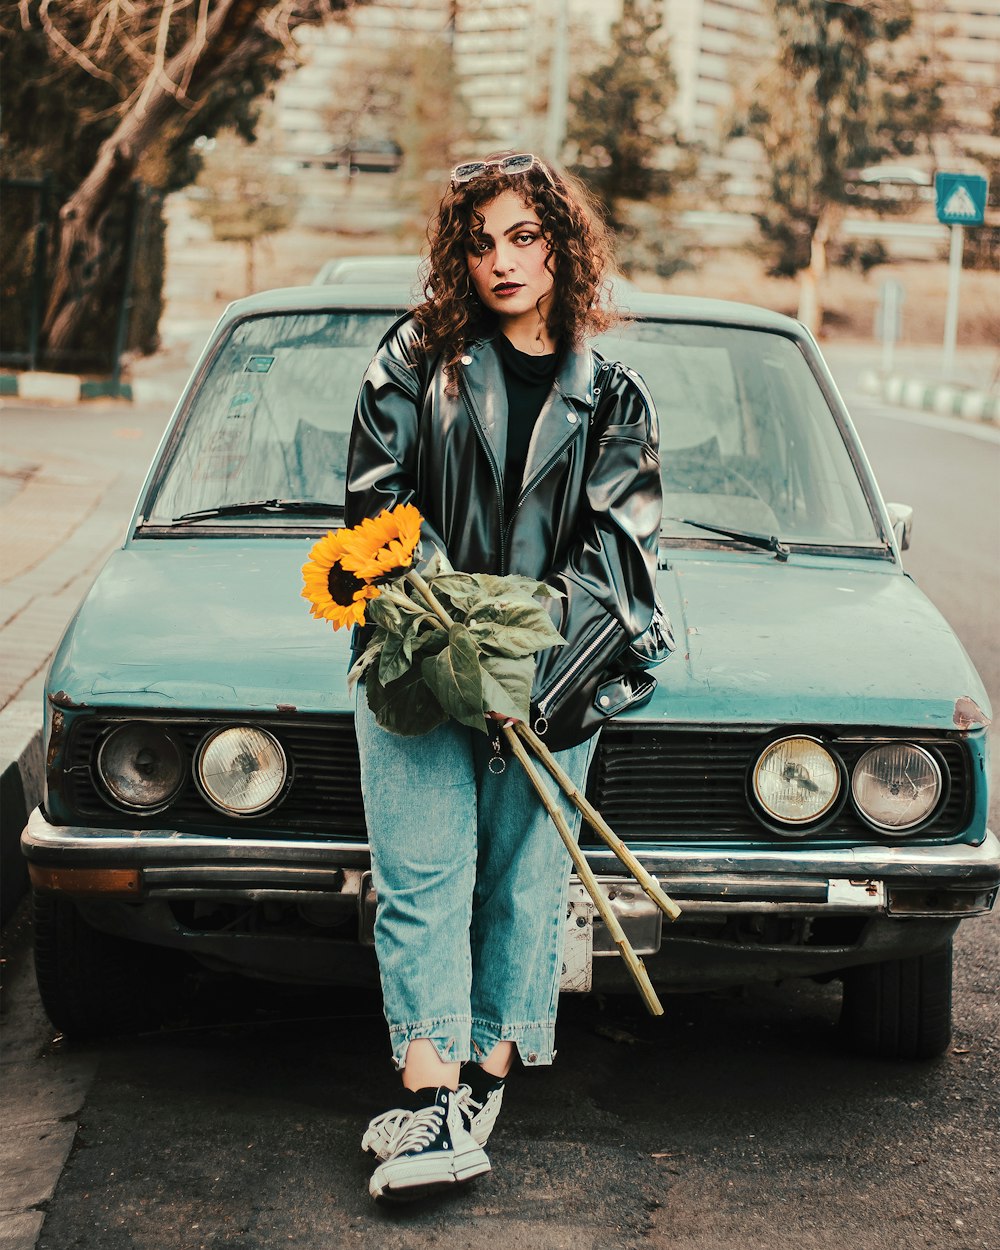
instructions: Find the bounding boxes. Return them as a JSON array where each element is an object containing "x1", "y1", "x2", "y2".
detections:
[{"x1": 23, "y1": 286, "x2": 998, "y2": 1058}]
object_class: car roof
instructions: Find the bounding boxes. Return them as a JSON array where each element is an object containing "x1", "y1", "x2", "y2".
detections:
[
  {"x1": 311, "y1": 255, "x2": 425, "y2": 285},
  {"x1": 219, "y1": 283, "x2": 808, "y2": 339}
]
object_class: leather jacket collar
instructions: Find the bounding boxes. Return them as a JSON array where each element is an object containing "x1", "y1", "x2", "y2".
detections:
[{"x1": 458, "y1": 332, "x2": 598, "y2": 513}]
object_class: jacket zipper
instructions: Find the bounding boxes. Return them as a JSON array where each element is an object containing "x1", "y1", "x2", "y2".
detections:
[
  {"x1": 536, "y1": 615, "x2": 619, "y2": 719},
  {"x1": 458, "y1": 371, "x2": 508, "y2": 572}
]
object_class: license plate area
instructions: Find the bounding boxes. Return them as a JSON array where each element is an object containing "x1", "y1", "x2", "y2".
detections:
[
  {"x1": 560, "y1": 878, "x2": 664, "y2": 992},
  {"x1": 359, "y1": 873, "x2": 663, "y2": 994}
]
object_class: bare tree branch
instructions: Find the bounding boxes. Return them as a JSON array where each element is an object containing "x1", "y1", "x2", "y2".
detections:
[
  {"x1": 37, "y1": 0, "x2": 355, "y2": 350},
  {"x1": 38, "y1": 0, "x2": 121, "y2": 88}
]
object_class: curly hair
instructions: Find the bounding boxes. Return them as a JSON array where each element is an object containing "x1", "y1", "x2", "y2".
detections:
[{"x1": 413, "y1": 155, "x2": 621, "y2": 386}]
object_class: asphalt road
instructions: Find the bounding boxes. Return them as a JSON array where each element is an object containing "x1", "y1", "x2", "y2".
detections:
[{"x1": 3, "y1": 385, "x2": 998, "y2": 1250}]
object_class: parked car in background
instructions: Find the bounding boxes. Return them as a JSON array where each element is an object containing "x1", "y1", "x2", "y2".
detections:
[
  {"x1": 23, "y1": 285, "x2": 998, "y2": 1058},
  {"x1": 311, "y1": 254, "x2": 638, "y2": 300},
  {"x1": 311, "y1": 254, "x2": 424, "y2": 287}
]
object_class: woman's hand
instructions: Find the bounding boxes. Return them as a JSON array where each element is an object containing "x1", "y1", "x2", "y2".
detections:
[{"x1": 486, "y1": 712, "x2": 520, "y2": 724}]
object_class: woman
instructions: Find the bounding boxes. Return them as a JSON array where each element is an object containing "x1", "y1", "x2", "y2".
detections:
[{"x1": 345, "y1": 153, "x2": 663, "y2": 1202}]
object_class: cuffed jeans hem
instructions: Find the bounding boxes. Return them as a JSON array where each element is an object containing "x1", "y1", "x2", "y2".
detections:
[
  {"x1": 470, "y1": 1018, "x2": 556, "y2": 1068},
  {"x1": 388, "y1": 1017, "x2": 471, "y2": 1071}
]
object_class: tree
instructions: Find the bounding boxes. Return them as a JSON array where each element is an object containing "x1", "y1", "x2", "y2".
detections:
[
  {"x1": 730, "y1": 0, "x2": 951, "y2": 332},
  {"x1": 322, "y1": 33, "x2": 476, "y2": 228},
  {"x1": 964, "y1": 98, "x2": 1000, "y2": 273},
  {"x1": 567, "y1": 0, "x2": 677, "y2": 222},
  {"x1": 191, "y1": 126, "x2": 296, "y2": 293},
  {"x1": 566, "y1": 0, "x2": 692, "y2": 275},
  {"x1": 0, "y1": 1, "x2": 361, "y2": 368}
]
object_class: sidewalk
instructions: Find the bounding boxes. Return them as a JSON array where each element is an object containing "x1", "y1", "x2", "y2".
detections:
[
  {"x1": 0, "y1": 373, "x2": 184, "y2": 920},
  {"x1": 820, "y1": 341, "x2": 999, "y2": 423}
]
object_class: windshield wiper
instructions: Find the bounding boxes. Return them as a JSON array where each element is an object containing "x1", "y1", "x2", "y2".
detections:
[
  {"x1": 667, "y1": 517, "x2": 790, "y2": 562},
  {"x1": 171, "y1": 499, "x2": 344, "y2": 525}
]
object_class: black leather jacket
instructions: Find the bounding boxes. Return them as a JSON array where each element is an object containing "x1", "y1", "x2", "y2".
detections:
[{"x1": 346, "y1": 314, "x2": 663, "y2": 748}]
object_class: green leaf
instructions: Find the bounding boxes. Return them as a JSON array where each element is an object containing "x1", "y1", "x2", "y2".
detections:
[
  {"x1": 468, "y1": 601, "x2": 566, "y2": 657},
  {"x1": 421, "y1": 623, "x2": 486, "y2": 732},
  {"x1": 425, "y1": 573, "x2": 481, "y2": 614},
  {"x1": 365, "y1": 663, "x2": 447, "y2": 737},
  {"x1": 471, "y1": 574, "x2": 563, "y2": 600},
  {"x1": 366, "y1": 594, "x2": 405, "y2": 633},
  {"x1": 480, "y1": 653, "x2": 535, "y2": 722},
  {"x1": 420, "y1": 548, "x2": 452, "y2": 579},
  {"x1": 428, "y1": 572, "x2": 479, "y2": 596},
  {"x1": 347, "y1": 640, "x2": 381, "y2": 693},
  {"x1": 378, "y1": 627, "x2": 413, "y2": 685},
  {"x1": 408, "y1": 622, "x2": 448, "y2": 658}
]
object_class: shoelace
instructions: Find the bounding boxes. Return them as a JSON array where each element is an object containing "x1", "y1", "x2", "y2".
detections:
[
  {"x1": 453, "y1": 1085, "x2": 481, "y2": 1122},
  {"x1": 365, "y1": 1106, "x2": 413, "y2": 1145},
  {"x1": 383, "y1": 1103, "x2": 446, "y2": 1156}
]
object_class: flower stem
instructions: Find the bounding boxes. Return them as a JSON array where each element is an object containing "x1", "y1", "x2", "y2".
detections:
[
  {"x1": 405, "y1": 570, "x2": 455, "y2": 632},
  {"x1": 502, "y1": 725, "x2": 665, "y2": 1017},
  {"x1": 515, "y1": 721, "x2": 682, "y2": 922}
]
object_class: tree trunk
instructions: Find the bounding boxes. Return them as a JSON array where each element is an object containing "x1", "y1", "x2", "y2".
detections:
[
  {"x1": 40, "y1": 0, "x2": 344, "y2": 355},
  {"x1": 796, "y1": 203, "x2": 842, "y2": 337},
  {"x1": 245, "y1": 239, "x2": 256, "y2": 295}
]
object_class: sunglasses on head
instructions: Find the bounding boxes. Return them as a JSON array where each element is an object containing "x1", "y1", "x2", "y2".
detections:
[{"x1": 450, "y1": 153, "x2": 555, "y2": 188}]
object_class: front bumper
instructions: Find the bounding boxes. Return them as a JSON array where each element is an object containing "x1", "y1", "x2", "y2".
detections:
[
  {"x1": 23, "y1": 807, "x2": 999, "y2": 916},
  {"x1": 23, "y1": 812, "x2": 999, "y2": 990}
]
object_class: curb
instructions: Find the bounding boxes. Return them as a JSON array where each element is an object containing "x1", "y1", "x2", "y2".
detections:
[
  {"x1": 0, "y1": 703, "x2": 43, "y2": 927},
  {"x1": 1, "y1": 372, "x2": 133, "y2": 403},
  {"x1": 859, "y1": 370, "x2": 999, "y2": 424}
]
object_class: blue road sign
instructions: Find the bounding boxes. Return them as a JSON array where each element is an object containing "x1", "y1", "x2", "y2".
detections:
[{"x1": 935, "y1": 173, "x2": 988, "y2": 225}]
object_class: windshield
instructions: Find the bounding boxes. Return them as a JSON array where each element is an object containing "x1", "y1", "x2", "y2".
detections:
[
  {"x1": 146, "y1": 311, "x2": 880, "y2": 546},
  {"x1": 147, "y1": 311, "x2": 389, "y2": 525},
  {"x1": 595, "y1": 323, "x2": 880, "y2": 546}
]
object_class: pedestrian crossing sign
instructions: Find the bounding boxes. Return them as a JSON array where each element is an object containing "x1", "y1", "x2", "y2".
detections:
[{"x1": 934, "y1": 172, "x2": 988, "y2": 225}]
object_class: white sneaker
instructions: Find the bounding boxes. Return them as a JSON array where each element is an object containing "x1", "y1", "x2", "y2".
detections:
[
  {"x1": 454, "y1": 1080, "x2": 505, "y2": 1146},
  {"x1": 367, "y1": 1087, "x2": 491, "y2": 1202},
  {"x1": 363, "y1": 1080, "x2": 505, "y2": 1160}
]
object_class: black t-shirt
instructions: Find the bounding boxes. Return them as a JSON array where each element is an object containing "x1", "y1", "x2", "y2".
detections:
[{"x1": 497, "y1": 334, "x2": 559, "y2": 516}]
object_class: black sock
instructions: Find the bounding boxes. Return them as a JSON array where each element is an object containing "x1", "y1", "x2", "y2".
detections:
[
  {"x1": 399, "y1": 1085, "x2": 444, "y2": 1111},
  {"x1": 460, "y1": 1062, "x2": 505, "y2": 1103}
]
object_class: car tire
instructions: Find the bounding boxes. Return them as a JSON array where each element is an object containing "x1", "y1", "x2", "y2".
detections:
[
  {"x1": 838, "y1": 942, "x2": 953, "y2": 1060},
  {"x1": 32, "y1": 891, "x2": 175, "y2": 1038}
]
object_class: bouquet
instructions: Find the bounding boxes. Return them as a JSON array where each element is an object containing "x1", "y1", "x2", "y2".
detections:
[{"x1": 302, "y1": 504, "x2": 680, "y2": 1013}]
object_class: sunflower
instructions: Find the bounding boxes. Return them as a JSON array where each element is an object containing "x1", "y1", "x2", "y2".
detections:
[
  {"x1": 301, "y1": 529, "x2": 381, "y2": 630},
  {"x1": 338, "y1": 503, "x2": 423, "y2": 581}
]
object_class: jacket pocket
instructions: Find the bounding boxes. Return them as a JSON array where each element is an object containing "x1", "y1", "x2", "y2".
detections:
[{"x1": 593, "y1": 670, "x2": 657, "y2": 717}]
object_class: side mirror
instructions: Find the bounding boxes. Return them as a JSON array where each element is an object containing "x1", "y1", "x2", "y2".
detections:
[{"x1": 885, "y1": 502, "x2": 913, "y2": 551}]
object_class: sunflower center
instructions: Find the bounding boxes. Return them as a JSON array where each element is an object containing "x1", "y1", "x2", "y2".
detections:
[{"x1": 327, "y1": 562, "x2": 367, "y2": 605}]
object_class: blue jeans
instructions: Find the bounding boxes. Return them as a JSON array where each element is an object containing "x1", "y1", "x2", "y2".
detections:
[{"x1": 355, "y1": 687, "x2": 598, "y2": 1071}]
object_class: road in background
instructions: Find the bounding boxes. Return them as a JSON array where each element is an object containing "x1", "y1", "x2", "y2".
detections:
[{"x1": 831, "y1": 355, "x2": 1000, "y2": 823}]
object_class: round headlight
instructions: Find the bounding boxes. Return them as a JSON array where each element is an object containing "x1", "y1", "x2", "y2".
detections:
[
  {"x1": 97, "y1": 723, "x2": 185, "y2": 811},
  {"x1": 852, "y1": 743, "x2": 942, "y2": 833},
  {"x1": 752, "y1": 736, "x2": 841, "y2": 828},
  {"x1": 196, "y1": 726, "x2": 286, "y2": 816}
]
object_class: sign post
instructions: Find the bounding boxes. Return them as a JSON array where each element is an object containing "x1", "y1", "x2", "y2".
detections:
[
  {"x1": 934, "y1": 172, "x2": 989, "y2": 379},
  {"x1": 876, "y1": 278, "x2": 904, "y2": 375}
]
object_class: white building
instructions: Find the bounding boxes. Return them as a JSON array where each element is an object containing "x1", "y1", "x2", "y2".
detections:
[{"x1": 271, "y1": 0, "x2": 998, "y2": 197}]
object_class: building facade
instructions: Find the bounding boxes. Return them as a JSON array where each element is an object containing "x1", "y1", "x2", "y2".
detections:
[{"x1": 271, "y1": 0, "x2": 998, "y2": 194}]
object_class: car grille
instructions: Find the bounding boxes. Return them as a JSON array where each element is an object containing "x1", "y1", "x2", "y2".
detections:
[
  {"x1": 592, "y1": 725, "x2": 971, "y2": 840},
  {"x1": 61, "y1": 713, "x2": 972, "y2": 842},
  {"x1": 63, "y1": 714, "x2": 367, "y2": 837}
]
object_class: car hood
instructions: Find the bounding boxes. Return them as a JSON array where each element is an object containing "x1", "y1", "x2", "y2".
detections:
[
  {"x1": 647, "y1": 550, "x2": 990, "y2": 731},
  {"x1": 48, "y1": 539, "x2": 357, "y2": 714},
  {"x1": 48, "y1": 541, "x2": 991, "y2": 731}
]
